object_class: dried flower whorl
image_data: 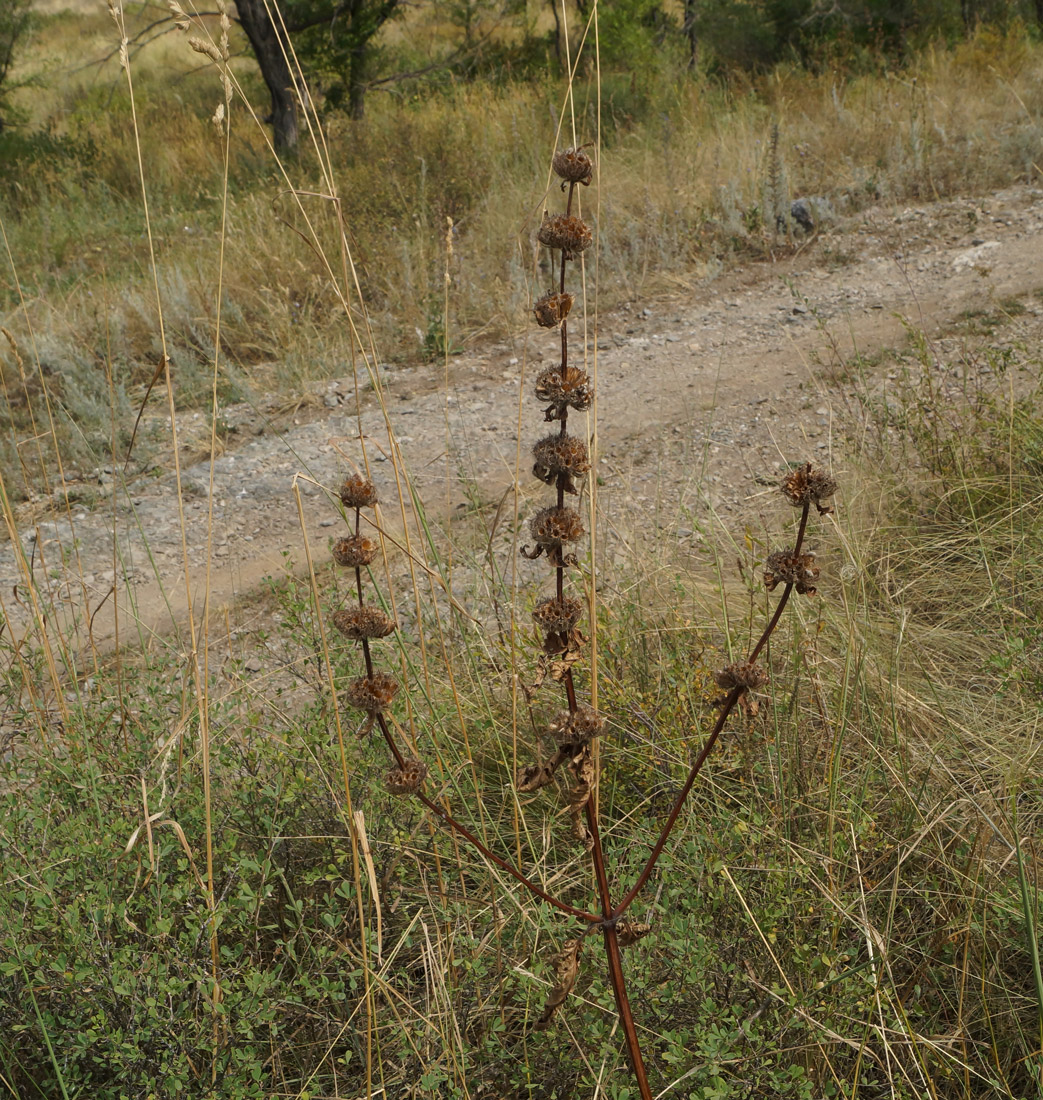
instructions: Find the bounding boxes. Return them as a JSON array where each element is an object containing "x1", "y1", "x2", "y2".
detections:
[
  {"x1": 550, "y1": 705, "x2": 604, "y2": 749},
  {"x1": 532, "y1": 433, "x2": 590, "y2": 493},
  {"x1": 781, "y1": 463, "x2": 837, "y2": 514},
  {"x1": 764, "y1": 549, "x2": 820, "y2": 595},
  {"x1": 332, "y1": 606, "x2": 396, "y2": 640},
  {"x1": 533, "y1": 595, "x2": 584, "y2": 635},
  {"x1": 385, "y1": 758, "x2": 428, "y2": 796},
  {"x1": 345, "y1": 672, "x2": 399, "y2": 713},
  {"x1": 340, "y1": 474, "x2": 378, "y2": 509},
  {"x1": 552, "y1": 146, "x2": 594, "y2": 187},
  {"x1": 714, "y1": 661, "x2": 768, "y2": 693},
  {"x1": 533, "y1": 291, "x2": 575, "y2": 328},
  {"x1": 537, "y1": 213, "x2": 593, "y2": 257},
  {"x1": 332, "y1": 535, "x2": 378, "y2": 568},
  {"x1": 535, "y1": 367, "x2": 594, "y2": 420},
  {"x1": 529, "y1": 505, "x2": 584, "y2": 544}
]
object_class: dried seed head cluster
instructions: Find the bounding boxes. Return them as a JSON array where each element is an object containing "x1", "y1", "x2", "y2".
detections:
[
  {"x1": 764, "y1": 549, "x2": 820, "y2": 595},
  {"x1": 532, "y1": 433, "x2": 590, "y2": 493},
  {"x1": 331, "y1": 606, "x2": 396, "y2": 640},
  {"x1": 533, "y1": 595, "x2": 584, "y2": 635},
  {"x1": 537, "y1": 213, "x2": 593, "y2": 257},
  {"x1": 346, "y1": 672, "x2": 399, "y2": 714},
  {"x1": 533, "y1": 290, "x2": 575, "y2": 328},
  {"x1": 552, "y1": 146, "x2": 594, "y2": 187},
  {"x1": 332, "y1": 535, "x2": 378, "y2": 568},
  {"x1": 550, "y1": 705, "x2": 604, "y2": 749},
  {"x1": 714, "y1": 661, "x2": 768, "y2": 693},
  {"x1": 535, "y1": 367, "x2": 594, "y2": 420},
  {"x1": 524, "y1": 506, "x2": 585, "y2": 566},
  {"x1": 339, "y1": 474, "x2": 378, "y2": 509},
  {"x1": 781, "y1": 462, "x2": 837, "y2": 514},
  {"x1": 385, "y1": 758, "x2": 428, "y2": 796},
  {"x1": 530, "y1": 505, "x2": 584, "y2": 545},
  {"x1": 518, "y1": 145, "x2": 604, "y2": 859}
]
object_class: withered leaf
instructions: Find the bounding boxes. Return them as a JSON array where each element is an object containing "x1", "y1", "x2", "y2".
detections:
[
  {"x1": 517, "y1": 763, "x2": 554, "y2": 792},
  {"x1": 617, "y1": 919, "x2": 652, "y2": 947},
  {"x1": 566, "y1": 743, "x2": 595, "y2": 849},
  {"x1": 534, "y1": 938, "x2": 583, "y2": 1030},
  {"x1": 516, "y1": 749, "x2": 569, "y2": 793}
]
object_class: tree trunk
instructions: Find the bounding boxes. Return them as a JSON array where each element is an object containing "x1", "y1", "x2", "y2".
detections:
[
  {"x1": 682, "y1": 0, "x2": 697, "y2": 69},
  {"x1": 549, "y1": 0, "x2": 562, "y2": 68},
  {"x1": 348, "y1": 46, "x2": 367, "y2": 120},
  {"x1": 235, "y1": 0, "x2": 299, "y2": 153}
]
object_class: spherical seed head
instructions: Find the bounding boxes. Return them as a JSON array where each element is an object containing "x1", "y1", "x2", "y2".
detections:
[
  {"x1": 345, "y1": 672, "x2": 399, "y2": 713},
  {"x1": 780, "y1": 463, "x2": 837, "y2": 514},
  {"x1": 532, "y1": 433, "x2": 590, "y2": 492},
  {"x1": 536, "y1": 213, "x2": 593, "y2": 257},
  {"x1": 533, "y1": 595, "x2": 584, "y2": 635},
  {"x1": 550, "y1": 705, "x2": 604, "y2": 748},
  {"x1": 532, "y1": 434, "x2": 590, "y2": 478},
  {"x1": 331, "y1": 606, "x2": 396, "y2": 641},
  {"x1": 714, "y1": 661, "x2": 768, "y2": 692},
  {"x1": 533, "y1": 291, "x2": 575, "y2": 328},
  {"x1": 535, "y1": 367, "x2": 594, "y2": 419},
  {"x1": 385, "y1": 757, "x2": 427, "y2": 796},
  {"x1": 332, "y1": 535, "x2": 377, "y2": 568},
  {"x1": 529, "y1": 506, "x2": 584, "y2": 547},
  {"x1": 764, "y1": 549, "x2": 820, "y2": 595},
  {"x1": 552, "y1": 146, "x2": 594, "y2": 186},
  {"x1": 339, "y1": 474, "x2": 378, "y2": 509}
]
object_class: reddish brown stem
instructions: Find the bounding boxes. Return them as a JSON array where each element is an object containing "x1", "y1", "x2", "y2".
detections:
[
  {"x1": 375, "y1": 712, "x2": 406, "y2": 768},
  {"x1": 603, "y1": 925, "x2": 654, "y2": 1100},
  {"x1": 412, "y1": 786, "x2": 599, "y2": 922},
  {"x1": 611, "y1": 500, "x2": 812, "y2": 918}
]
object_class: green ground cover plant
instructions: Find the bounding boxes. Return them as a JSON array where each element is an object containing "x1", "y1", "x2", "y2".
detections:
[{"x1": 1, "y1": 1, "x2": 1043, "y2": 1097}]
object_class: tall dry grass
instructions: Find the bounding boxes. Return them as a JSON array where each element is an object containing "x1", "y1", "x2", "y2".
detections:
[
  {"x1": 0, "y1": 3, "x2": 1042, "y2": 1098},
  {"x1": 4, "y1": 18, "x2": 1043, "y2": 491}
]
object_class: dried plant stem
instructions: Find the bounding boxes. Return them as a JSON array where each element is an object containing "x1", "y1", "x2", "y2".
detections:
[{"x1": 612, "y1": 498, "x2": 811, "y2": 922}]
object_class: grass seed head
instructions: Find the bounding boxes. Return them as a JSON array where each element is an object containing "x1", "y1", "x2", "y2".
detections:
[
  {"x1": 714, "y1": 661, "x2": 768, "y2": 692},
  {"x1": 339, "y1": 474, "x2": 378, "y2": 509},
  {"x1": 781, "y1": 462, "x2": 837, "y2": 514},
  {"x1": 533, "y1": 595, "x2": 584, "y2": 635},
  {"x1": 552, "y1": 146, "x2": 594, "y2": 187},
  {"x1": 331, "y1": 606, "x2": 396, "y2": 640},
  {"x1": 533, "y1": 290, "x2": 575, "y2": 328},
  {"x1": 332, "y1": 535, "x2": 378, "y2": 568},
  {"x1": 536, "y1": 213, "x2": 593, "y2": 257},
  {"x1": 346, "y1": 672, "x2": 399, "y2": 713},
  {"x1": 764, "y1": 549, "x2": 820, "y2": 595},
  {"x1": 385, "y1": 758, "x2": 428, "y2": 795}
]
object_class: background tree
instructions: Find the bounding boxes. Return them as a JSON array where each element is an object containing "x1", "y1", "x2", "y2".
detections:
[
  {"x1": 233, "y1": 0, "x2": 401, "y2": 152},
  {"x1": 0, "y1": 0, "x2": 31, "y2": 133}
]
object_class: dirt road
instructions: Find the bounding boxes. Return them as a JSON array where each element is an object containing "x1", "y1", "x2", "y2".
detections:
[{"x1": 5, "y1": 184, "x2": 1042, "y2": 654}]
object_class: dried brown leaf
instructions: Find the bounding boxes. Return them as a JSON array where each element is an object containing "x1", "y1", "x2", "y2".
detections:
[
  {"x1": 534, "y1": 938, "x2": 583, "y2": 1030},
  {"x1": 617, "y1": 920, "x2": 652, "y2": 947}
]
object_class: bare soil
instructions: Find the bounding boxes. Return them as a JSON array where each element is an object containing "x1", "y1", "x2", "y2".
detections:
[{"x1": 6, "y1": 184, "x2": 1043, "y2": 655}]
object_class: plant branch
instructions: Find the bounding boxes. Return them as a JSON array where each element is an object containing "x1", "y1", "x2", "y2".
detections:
[
  {"x1": 612, "y1": 501, "x2": 812, "y2": 917},
  {"x1": 412, "y1": 786, "x2": 599, "y2": 922}
]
